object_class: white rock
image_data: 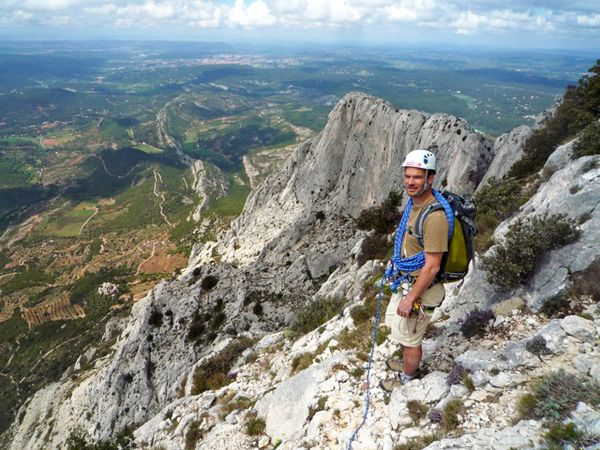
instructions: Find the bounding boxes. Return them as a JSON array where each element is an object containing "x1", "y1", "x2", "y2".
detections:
[
  {"x1": 449, "y1": 384, "x2": 469, "y2": 398},
  {"x1": 471, "y1": 370, "x2": 490, "y2": 387},
  {"x1": 404, "y1": 371, "x2": 449, "y2": 404},
  {"x1": 591, "y1": 364, "x2": 600, "y2": 385},
  {"x1": 456, "y1": 348, "x2": 498, "y2": 372},
  {"x1": 382, "y1": 435, "x2": 394, "y2": 450},
  {"x1": 320, "y1": 377, "x2": 336, "y2": 392},
  {"x1": 570, "y1": 402, "x2": 600, "y2": 437},
  {"x1": 470, "y1": 390, "x2": 489, "y2": 402},
  {"x1": 535, "y1": 320, "x2": 567, "y2": 353},
  {"x1": 490, "y1": 372, "x2": 514, "y2": 388},
  {"x1": 423, "y1": 419, "x2": 543, "y2": 449},
  {"x1": 256, "y1": 332, "x2": 285, "y2": 351},
  {"x1": 255, "y1": 353, "x2": 347, "y2": 441},
  {"x1": 258, "y1": 436, "x2": 271, "y2": 448},
  {"x1": 560, "y1": 315, "x2": 597, "y2": 343},
  {"x1": 399, "y1": 427, "x2": 421, "y2": 440},
  {"x1": 200, "y1": 393, "x2": 216, "y2": 410},
  {"x1": 336, "y1": 370, "x2": 350, "y2": 382},
  {"x1": 307, "y1": 410, "x2": 330, "y2": 441},
  {"x1": 572, "y1": 354, "x2": 592, "y2": 375},
  {"x1": 225, "y1": 411, "x2": 238, "y2": 425}
]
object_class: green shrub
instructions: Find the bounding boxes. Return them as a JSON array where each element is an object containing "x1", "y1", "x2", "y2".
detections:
[
  {"x1": 544, "y1": 422, "x2": 597, "y2": 449},
  {"x1": 539, "y1": 293, "x2": 571, "y2": 318},
  {"x1": 191, "y1": 338, "x2": 254, "y2": 394},
  {"x1": 517, "y1": 393, "x2": 537, "y2": 419},
  {"x1": 66, "y1": 427, "x2": 134, "y2": 450},
  {"x1": 245, "y1": 414, "x2": 266, "y2": 436},
  {"x1": 185, "y1": 420, "x2": 202, "y2": 450},
  {"x1": 460, "y1": 310, "x2": 494, "y2": 338},
  {"x1": 187, "y1": 312, "x2": 207, "y2": 342},
  {"x1": 407, "y1": 400, "x2": 428, "y2": 423},
  {"x1": 573, "y1": 119, "x2": 600, "y2": 158},
  {"x1": 356, "y1": 190, "x2": 402, "y2": 234},
  {"x1": 441, "y1": 399, "x2": 464, "y2": 432},
  {"x1": 375, "y1": 325, "x2": 390, "y2": 346},
  {"x1": 394, "y1": 433, "x2": 441, "y2": 450},
  {"x1": 1, "y1": 264, "x2": 56, "y2": 296},
  {"x1": 509, "y1": 60, "x2": 600, "y2": 179},
  {"x1": 292, "y1": 296, "x2": 347, "y2": 334},
  {"x1": 291, "y1": 352, "x2": 316, "y2": 373},
  {"x1": 308, "y1": 396, "x2": 328, "y2": 421},
  {"x1": 473, "y1": 177, "x2": 529, "y2": 252},
  {"x1": 480, "y1": 213, "x2": 580, "y2": 288},
  {"x1": 525, "y1": 335, "x2": 552, "y2": 356},
  {"x1": 357, "y1": 233, "x2": 389, "y2": 266},
  {"x1": 350, "y1": 304, "x2": 371, "y2": 324},
  {"x1": 572, "y1": 258, "x2": 600, "y2": 302},
  {"x1": 201, "y1": 275, "x2": 219, "y2": 291},
  {"x1": 355, "y1": 191, "x2": 402, "y2": 266},
  {"x1": 70, "y1": 267, "x2": 130, "y2": 305},
  {"x1": 252, "y1": 302, "x2": 263, "y2": 316},
  {"x1": 518, "y1": 369, "x2": 600, "y2": 421}
]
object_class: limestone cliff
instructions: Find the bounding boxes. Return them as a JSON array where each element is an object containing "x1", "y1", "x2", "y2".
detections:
[
  {"x1": 217, "y1": 93, "x2": 493, "y2": 266},
  {"x1": 6, "y1": 93, "x2": 599, "y2": 450}
]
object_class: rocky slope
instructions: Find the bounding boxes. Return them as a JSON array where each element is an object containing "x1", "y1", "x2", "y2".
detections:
[
  {"x1": 6, "y1": 93, "x2": 600, "y2": 450},
  {"x1": 213, "y1": 93, "x2": 493, "y2": 267}
]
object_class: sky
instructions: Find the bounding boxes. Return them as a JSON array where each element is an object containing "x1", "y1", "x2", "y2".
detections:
[{"x1": 1, "y1": 0, "x2": 600, "y2": 50}]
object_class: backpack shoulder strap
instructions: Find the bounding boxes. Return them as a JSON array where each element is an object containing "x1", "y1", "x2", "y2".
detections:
[{"x1": 414, "y1": 200, "x2": 444, "y2": 248}]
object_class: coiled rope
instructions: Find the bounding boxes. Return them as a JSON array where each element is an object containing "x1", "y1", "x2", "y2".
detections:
[{"x1": 347, "y1": 190, "x2": 454, "y2": 450}]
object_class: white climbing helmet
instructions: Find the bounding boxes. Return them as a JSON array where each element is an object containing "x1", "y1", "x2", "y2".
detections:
[{"x1": 402, "y1": 149, "x2": 436, "y2": 171}]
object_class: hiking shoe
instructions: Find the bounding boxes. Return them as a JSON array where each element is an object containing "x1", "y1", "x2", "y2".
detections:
[
  {"x1": 379, "y1": 372, "x2": 417, "y2": 392},
  {"x1": 385, "y1": 357, "x2": 403, "y2": 372},
  {"x1": 379, "y1": 374, "x2": 403, "y2": 393}
]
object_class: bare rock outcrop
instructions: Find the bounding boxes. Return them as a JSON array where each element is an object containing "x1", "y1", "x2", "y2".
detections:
[
  {"x1": 478, "y1": 107, "x2": 553, "y2": 189},
  {"x1": 478, "y1": 125, "x2": 532, "y2": 187},
  {"x1": 218, "y1": 92, "x2": 493, "y2": 266},
  {"x1": 447, "y1": 144, "x2": 599, "y2": 313},
  {"x1": 5, "y1": 92, "x2": 502, "y2": 449}
]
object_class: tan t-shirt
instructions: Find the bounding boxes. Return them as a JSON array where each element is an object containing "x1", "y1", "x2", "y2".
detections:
[{"x1": 402, "y1": 196, "x2": 449, "y2": 258}]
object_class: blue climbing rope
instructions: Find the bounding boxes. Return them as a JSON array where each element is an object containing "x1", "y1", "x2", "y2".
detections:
[
  {"x1": 347, "y1": 190, "x2": 454, "y2": 450},
  {"x1": 388, "y1": 190, "x2": 455, "y2": 292},
  {"x1": 346, "y1": 275, "x2": 386, "y2": 450}
]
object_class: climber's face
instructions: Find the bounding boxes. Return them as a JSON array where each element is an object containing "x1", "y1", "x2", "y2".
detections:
[{"x1": 404, "y1": 167, "x2": 434, "y2": 198}]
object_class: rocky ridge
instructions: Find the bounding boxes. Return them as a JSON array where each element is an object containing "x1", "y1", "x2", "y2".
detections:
[{"x1": 6, "y1": 93, "x2": 600, "y2": 450}]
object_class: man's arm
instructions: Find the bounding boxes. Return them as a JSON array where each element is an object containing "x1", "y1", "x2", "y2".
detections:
[{"x1": 396, "y1": 251, "x2": 443, "y2": 317}]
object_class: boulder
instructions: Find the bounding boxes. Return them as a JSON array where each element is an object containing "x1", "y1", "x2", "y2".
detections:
[
  {"x1": 255, "y1": 353, "x2": 347, "y2": 441},
  {"x1": 560, "y1": 315, "x2": 597, "y2": 343},
  {"x1": 455, "y1": 348, "x2": 498, "y2": 372},
  {"x1": 422, "y1": 419, "x2": 543, "y2": 449}
]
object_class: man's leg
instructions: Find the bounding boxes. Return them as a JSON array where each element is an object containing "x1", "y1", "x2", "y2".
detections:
[{"x1": 402, "y1": 344, "x2": 422, "y2": 376}]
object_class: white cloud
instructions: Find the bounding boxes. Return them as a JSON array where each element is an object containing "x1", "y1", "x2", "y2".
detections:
[
  {"x1": 450, "y1": 8, "x2": 555, "y2": 34},
  {"x1": 0, "y1": 0, "x2": 597, "y2": 46},
  {"x1": 184, "y1": 1, "x2": 224, "y2": 28},
  {"x1": 577, "y1": 14, "x2": 600, "y2": 27},
  {"x1": 384, "y1": 5, "x2": 418, "y2": 22},
  {"x1": 20, "y1": 0, "x2": 92, "y2": 11},
  {"x1": 269, "y1": 0, "x2": 304, "y2": 15},
  {"x1": 227, "y1": 0, "x2": 276, "y2": 27},
  {"x1": 304, "y1": 0, "x2": 329, "y2": 21}
]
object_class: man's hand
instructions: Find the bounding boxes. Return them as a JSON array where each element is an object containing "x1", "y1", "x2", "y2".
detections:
[
  {"x1": 395, "y1": 251, "x2": 443, "y2": 318},
  {"x1": 396, "y1": 296, "x2": 415, "y2": 317}
]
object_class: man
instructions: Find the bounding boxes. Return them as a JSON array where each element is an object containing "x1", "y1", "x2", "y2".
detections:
[{"x1": 380, "y1": 149, "x2": 448, "y2": 391}]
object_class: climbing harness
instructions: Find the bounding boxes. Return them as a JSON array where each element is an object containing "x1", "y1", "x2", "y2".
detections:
[{"x1": 347, "y1": 190, "x2": 454, "y2": 450}]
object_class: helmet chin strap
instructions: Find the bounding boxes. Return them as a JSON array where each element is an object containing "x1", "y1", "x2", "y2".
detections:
[{"x1": 412, "y1": 169, "x2": 431, "y2": 197}]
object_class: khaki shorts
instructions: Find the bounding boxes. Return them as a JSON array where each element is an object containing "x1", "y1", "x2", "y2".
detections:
[{"x1": 384, "y1": 282, "x2": 445, "y2": 347}]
